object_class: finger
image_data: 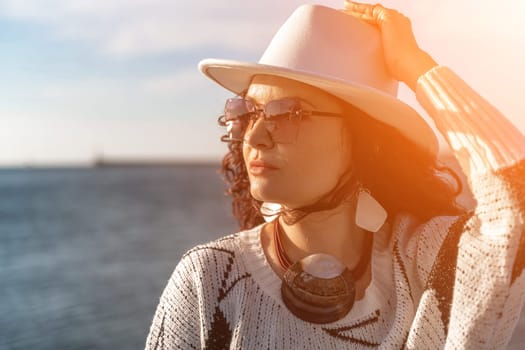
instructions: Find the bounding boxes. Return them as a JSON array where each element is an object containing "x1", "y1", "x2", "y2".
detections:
[
  {"x1": 343, "y1": 1, "x2": 375, "y2": 16},
  {"x1": 344, "y1": 2, "x2": 386, "y2": 20},
  {"x1": 340, "y1": 10, "x2": 376, "y2": 26},
  {"x1": 343, "y1": 1, "x2": 397, "y2": 27},
  {"x1": 343, "y1": 1, "x2": 391, "y2": 13}
]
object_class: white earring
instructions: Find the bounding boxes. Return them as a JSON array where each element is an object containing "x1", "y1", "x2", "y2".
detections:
[{"x1": 355, "y1": 189, "x2": 387, "y2": 232}]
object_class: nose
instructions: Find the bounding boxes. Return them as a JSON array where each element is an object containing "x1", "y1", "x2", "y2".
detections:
[{"x1": 244, "y1": 114, "x2": 274, "y2": 149}]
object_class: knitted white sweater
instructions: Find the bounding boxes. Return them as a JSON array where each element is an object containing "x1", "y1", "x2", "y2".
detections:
[{"x1": 146, "y1": 67, "x2": 525, "y2": 349}]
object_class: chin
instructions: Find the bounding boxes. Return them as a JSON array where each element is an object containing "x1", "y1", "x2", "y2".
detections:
[
  {"x1": 249, "y1": 183, "x2": 288, "y2": 204},
  {"x1": 250, "y1": 181, "x2": 335, "y2": 209},
  {"x1": 250, "y1": 187, "x2": 311, "y2": 209},
  {"x1": 250, "y1": 189, "x2": 282, "y2": 204}
]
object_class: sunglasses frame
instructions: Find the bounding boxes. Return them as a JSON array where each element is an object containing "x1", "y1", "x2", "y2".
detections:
[{"x1": 218, "y1": 97, "x2": 345, "y2": 143}]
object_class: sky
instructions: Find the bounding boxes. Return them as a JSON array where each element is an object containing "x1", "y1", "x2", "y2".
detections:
[{"x1": 1, "y1": 0, "x2": 524, "y2": 166}]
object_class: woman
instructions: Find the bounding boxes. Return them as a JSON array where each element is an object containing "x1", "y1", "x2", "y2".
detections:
[{"x1": 146, "y1": 2, "x2": 525, "y2": 349}]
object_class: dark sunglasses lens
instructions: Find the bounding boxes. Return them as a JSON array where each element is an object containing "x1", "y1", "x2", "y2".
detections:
[
  {"x1": 264, "y1": 99, "x2": 297, "y2": 119},
  {"x1": 263, "y1": 99, "x2": 299, "y2": 143},
  {"x1": 221, "y1": 98, "x2": 300, "y2": 143},
  {"x1": 222, "y1": 98, "x2": 253, "y2": 141},
  {"x1": 224, "y1": 98, "x2": 253, "y2": 120}
]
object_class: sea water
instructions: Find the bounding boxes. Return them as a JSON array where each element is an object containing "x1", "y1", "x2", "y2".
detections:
[{"x1": 0, "y1": 165, "x2": 237, "y2": 349}]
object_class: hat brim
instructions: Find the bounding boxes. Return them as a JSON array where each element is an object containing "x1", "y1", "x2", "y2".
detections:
[{"x1": 199, "y1": 58, "x2": 438, "y2": 157}]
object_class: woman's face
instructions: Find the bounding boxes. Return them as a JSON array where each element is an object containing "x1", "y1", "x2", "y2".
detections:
[{"x1": 243, "y1": 75, "x2": 351, "y2": 209}]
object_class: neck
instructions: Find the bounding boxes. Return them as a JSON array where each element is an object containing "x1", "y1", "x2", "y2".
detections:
[{"x1": 278, "y1": 200, "x2": 367, "y2": 269}]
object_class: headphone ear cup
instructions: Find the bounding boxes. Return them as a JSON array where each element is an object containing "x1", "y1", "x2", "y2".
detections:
[{"x1": 355, "y1": 189, "x2": 387, "y2": 232}]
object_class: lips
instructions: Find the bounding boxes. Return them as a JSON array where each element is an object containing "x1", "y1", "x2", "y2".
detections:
[{"x1": 249, "y1": 160, "x2": 279, "y2": 170}]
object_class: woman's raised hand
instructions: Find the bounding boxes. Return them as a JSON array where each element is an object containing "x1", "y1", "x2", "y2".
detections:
[{"x1": 342, "y1": 1, "x2": 437, "y2": 91}]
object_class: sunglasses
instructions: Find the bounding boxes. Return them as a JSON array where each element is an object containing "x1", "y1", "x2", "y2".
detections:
[{"x1": 217, "y1": 97, "x2": 345, "y2": 144}]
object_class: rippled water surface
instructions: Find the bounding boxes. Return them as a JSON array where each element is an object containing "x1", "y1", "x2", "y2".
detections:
[{"x1": 0, "y1": 165, "x2": 237, "y2": 349}]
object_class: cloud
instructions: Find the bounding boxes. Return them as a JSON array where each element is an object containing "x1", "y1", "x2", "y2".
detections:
[
  {"x1": 35, "y1": 67, "x2": 208, "y2": 102},
  {"x1": 141, "y1": 68, "x2": 204, "y2": 95},
  {"x1": 104, "y1": 18, "x2": 273, "y2": 57},
  {"x1": 38, "y1": 78, "x2": 134, "y2": 100},
  {"x1": 0, "y1": 0, "x2": 341, "y2": 57},
  {"x1": 3, "y1": 0, "x2": 523, "y2": 58}
]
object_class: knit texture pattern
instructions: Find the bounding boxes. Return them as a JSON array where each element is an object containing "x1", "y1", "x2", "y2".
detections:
[{"x1": 145, "y1": 67, "x2": 525, "y2": 349}]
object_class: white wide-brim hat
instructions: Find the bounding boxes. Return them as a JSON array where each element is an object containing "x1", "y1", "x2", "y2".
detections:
[{"x1": 199, "y1": 4, "x2": 438, "y2": 156}]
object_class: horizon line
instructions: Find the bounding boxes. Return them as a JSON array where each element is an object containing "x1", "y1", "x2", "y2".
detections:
[{"x1": 0, "y1": 156, "x2": 223, "y2": 169}]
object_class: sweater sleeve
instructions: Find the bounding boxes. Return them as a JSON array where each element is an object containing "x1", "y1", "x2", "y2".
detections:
[
  {"x1": 416, "y1": 66, "x2": 525, "y2": 174},
  {"x1": 412, "y1": 66, "x2": 525, "y2": 348},
  {"x1": 145, "y1": 254, "x2": 202, "y2": 350}
]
